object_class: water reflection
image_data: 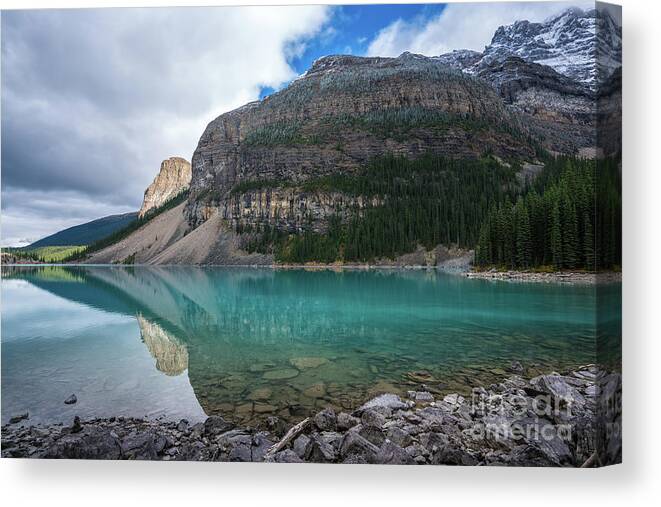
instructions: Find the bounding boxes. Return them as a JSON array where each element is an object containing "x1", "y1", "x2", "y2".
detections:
[{"x1": 1, "y1": 265, "x2": 620, "y2": 426}]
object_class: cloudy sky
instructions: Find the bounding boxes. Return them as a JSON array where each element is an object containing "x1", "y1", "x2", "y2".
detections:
[{"x1": 1, "y1": 1, "x2": 592, "y2": 247}]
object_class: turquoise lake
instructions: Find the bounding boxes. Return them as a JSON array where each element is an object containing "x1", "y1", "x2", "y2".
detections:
[{"x1": 1, "y1": 266, "x2": 621, "y2": 426}]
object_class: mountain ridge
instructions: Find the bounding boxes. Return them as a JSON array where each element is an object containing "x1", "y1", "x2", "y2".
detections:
[{"x1": 27, "y1": 212, "x2": 138, "y2": 248}]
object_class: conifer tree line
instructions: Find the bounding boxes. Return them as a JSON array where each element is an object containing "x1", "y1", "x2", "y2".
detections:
[
  {"x1": 475, "y1": 157, "x2": 621, "y2": 270},
  {"x1": 240, "y1": 153, "x2": 621, "y2": 270}
]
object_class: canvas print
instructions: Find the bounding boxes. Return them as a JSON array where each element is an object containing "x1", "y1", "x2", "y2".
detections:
[{"x1": 1, "y1": 1, "x2": 621, "y2": 467}]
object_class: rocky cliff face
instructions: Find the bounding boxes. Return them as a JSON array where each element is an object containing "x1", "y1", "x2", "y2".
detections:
[
  {"x1": 188, "y1": 52, "x2": 536, "y2": 230},
  {"x1": 442, "y1": 7, "x2": 621, "y2": 91},
  {"x1": 435, "y1": 7, "x2": 621, "y2": 157},
  {"x1": 139, "y1": 157, "x2": 191, "y2": 218}
]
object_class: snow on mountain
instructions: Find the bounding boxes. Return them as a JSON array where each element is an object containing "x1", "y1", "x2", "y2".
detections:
[{"x1": 437, "y1": 7, "x2": 621, "y2": 91}]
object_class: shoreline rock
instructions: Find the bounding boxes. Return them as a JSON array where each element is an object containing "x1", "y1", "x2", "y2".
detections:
[
  {"x1": 465, "y1": 269, "x2": 621, "y2": 285},
  {"x1": 2, "y1": 366, "x2": 621, "y2": 466}
]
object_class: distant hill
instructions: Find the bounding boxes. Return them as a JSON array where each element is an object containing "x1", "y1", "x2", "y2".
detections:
[{"x1": 28, "y1": 212, "x2": 138, "y2": 248}]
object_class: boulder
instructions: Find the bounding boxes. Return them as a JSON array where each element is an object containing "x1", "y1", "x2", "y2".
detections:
[
  {"x1": 375, "y1": 441, "x2": 414, "y2": 465},
  {"x1": 293, "y1": 434, "x2": 310, "y2": 459},
  {"x1": 270, "y1": 449, "x2": 303, "y2": 463},
  {"x1": 414, "y1": 391, "x2": 434, "y2": 403},
  {"x1": 204, "y1": 415, "x2": 234, "y2": 436},
  {"x1": 121, "y1": 431, "x2": 167, "y2": 460},
  {"x1": 361, "y1": 408, "x2": 386, "y2": 428},
  {"x1": 339, "y1": 430, "x2": 379, "y2": 463},
  {"x1": 42, "y1": 427, "x2": 122, "y2": 460},
  {"x1": 9, "y1": 412, "x2": 29, "y2": 424},
  {"x1": 386, "y1": 426, "x2": 413, "y2": 448},
  {"x1": 314, "y1": 407, "x2": 338, "y2": 431},
  {"x1": 337, "y1": 412, "x2": 360, "y2": 431},
  {"x1": 359, "y1": 424, "x2": 386, "y2": 447},
  {"x1": 357, "y1": 394, "x2": 407, "y2": 414},
  {"x1": 304, "y1": 434, "x2": 336, "y2": 463}
]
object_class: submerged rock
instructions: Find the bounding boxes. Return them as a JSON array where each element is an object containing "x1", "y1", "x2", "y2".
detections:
[
  {"x1": 262, "y1": 369, "x2": 299, "y2": 380},
  {"x1": 303, "y1": 383, "x2": 327, "y2": 399},
  {"x1": 9, "y1": 412, "x2": 29, "y2": 424},
  {"x1": 357, "y1": 394, "x2": 407, "y2": 413},
  {"x1": 289, "y1": 357, "x2": 329, "y2": 370},
  {"x1": 64, "y1": 394, "x2": 77, "y2": 405}
]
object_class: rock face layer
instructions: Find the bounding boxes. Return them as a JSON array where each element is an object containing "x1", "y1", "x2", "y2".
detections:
[
  {"x1": 187, "y1": 52, "x2": 536, "y2": 230},
  {"x1": 139, "y1": 157, "x2": 192, "y2": 218}
]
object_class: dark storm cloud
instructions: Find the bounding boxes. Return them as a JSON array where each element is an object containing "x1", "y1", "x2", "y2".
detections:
[{"x1": 1, "y1": 6, "x2": 330, "y2": 246}]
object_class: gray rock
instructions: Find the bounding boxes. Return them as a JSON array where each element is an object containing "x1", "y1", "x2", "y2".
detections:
[
  {"x1": 529, "y1": 374, "x2": 586, "y2": 407},
  {"x1": 71, "y1": 415, "x2": 83, "y2": 433},
  {"x1": 417, "y1": 406, "x2": 446, "y2": 428},
  {"x1": 270, "y1": 449, "x2": 303, "y2": 463},
  {"x1": 414, "y1": 391, "x2": 434, "y2": 402},
  {"x1": 204, "y1": 415, "x2": 234, "y2": 436},
  {"x1": 250, "y1": 432, "x2": 274, "y2": 462},
  {"x1": 419, "y1": 431, "x2": 449, "y2": 450},
  {"x1": 189, "y1": 422, "x2": 205, "y2": 439},
  {"x1": 8, "y1": 412, "x2": 29, "y2": 424},
  {"x1": 43, "y1": 427, "x2": 122, "y2": 460},
  {"x1": 339, "y1": 430, "x2": 379, "y2": 462},
  {"x1": 342, "y1": 454, "x2": 368, "y2": 464},
  {"x1": 176, "y1": 419, "x2": 189, "y2": 432},
  {"x1": 121, "y1": 431, "x2": 167, "y2": 460},
  {"x1": 313, "y1": 407, "x2": 337, "y2": 431},
  {"x1": 361, "y1": 408, "x2": 386, "y2": 428},
  {"x1": 304, "y1": 434, "x2": 336, "y2": 463},
  {"x1": 259, "y1": 416, "x2": 287, "y2": 438},
  {"x1": 64, "y1": 394, "x2": 77, "y2": 405},
  {"x1": 358, "y1": 394, "x2": 407, "y2": 413},
  {"x1": 293, "y1": 434, "x2": 310, "y2": 459},
  {"x1": 431, "y1": 443, "x2": 479, "y2": 466},
  {"x1": 337, "y1": 412, "x2": 360, "y2": 431},
  {"x1": 219, "y1": 431, "x2": 253, "y2": 462},
  {"x1": 375, "y1": 441, "x2": 415, "y2": 465},
  {"x1": 386, "y1": 426, "x2": 413, "y2": 448},
  {"x1": 359, "y1": 424, "x2": 386, "y2": 447},
  {"x1": 509, "y1": 361, "x2": 524, "y2": 374}
]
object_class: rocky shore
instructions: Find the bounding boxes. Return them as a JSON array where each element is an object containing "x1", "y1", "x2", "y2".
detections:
[
  {"x1": 2, "y1": 366, "x2": 621, "y2": 466},
  {"x1": 466, "y1": 269, "x2": 622, "y2": 285}
]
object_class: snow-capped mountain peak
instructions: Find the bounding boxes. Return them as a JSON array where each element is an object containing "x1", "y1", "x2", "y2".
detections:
[
  {"x1": 437, "y1": 7, "x2": 621, "y2": 91},
  {"x1": 483, "y1": 7, "x2": 621, "y2": 90}
]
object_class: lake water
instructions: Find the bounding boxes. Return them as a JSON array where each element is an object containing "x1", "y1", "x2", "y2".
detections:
[{"x1": 1, "y1": 265, "x2": 621, "y2": 426}]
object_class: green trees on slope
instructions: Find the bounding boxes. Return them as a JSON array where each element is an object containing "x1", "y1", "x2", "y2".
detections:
[
  {"x1": 475, "y1": 157, "x2": 621, "y2": 271},
  {"x1": 243, "y1": 154, "x2": 520, "y2": 263}
]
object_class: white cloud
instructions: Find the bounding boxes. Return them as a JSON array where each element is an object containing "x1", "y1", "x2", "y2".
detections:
[
  {"x1": 367, "y1": 1, "x2": 595, "y2": 57},
  {"x1": 1, "y1": 6, "x2": 330, "y2": 246}
]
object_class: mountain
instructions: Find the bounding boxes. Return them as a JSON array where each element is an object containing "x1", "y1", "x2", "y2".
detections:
[
  {"x1": 139, "y1": 157, "x2": 191, "y2": 218},
  {"x1": 438, "y1": 7, "x2": 622, "y2": 91},
  {"x1": 79, "y1": 6, "x2": 621, "y2": 267},
  {"x1": 435, "y1": 7, "x2": 621, "y2": 156},
  {"x1": 28, "y1": 212, "x2": 138, "y2": 248},
  {"x1": 187, "y1": 52, "x2": 538, "y2": 231}
]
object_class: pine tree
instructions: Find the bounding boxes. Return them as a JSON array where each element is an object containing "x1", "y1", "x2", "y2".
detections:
[
  {"x1": 515, "y1": 200, "x2": 533, "y2": 268},
  {"x1": 583, "y1": 210, "x2": 595, "y2": 272},
  {"x1": 551, "y1": 202, "x2": 563, "y2": 270}
]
